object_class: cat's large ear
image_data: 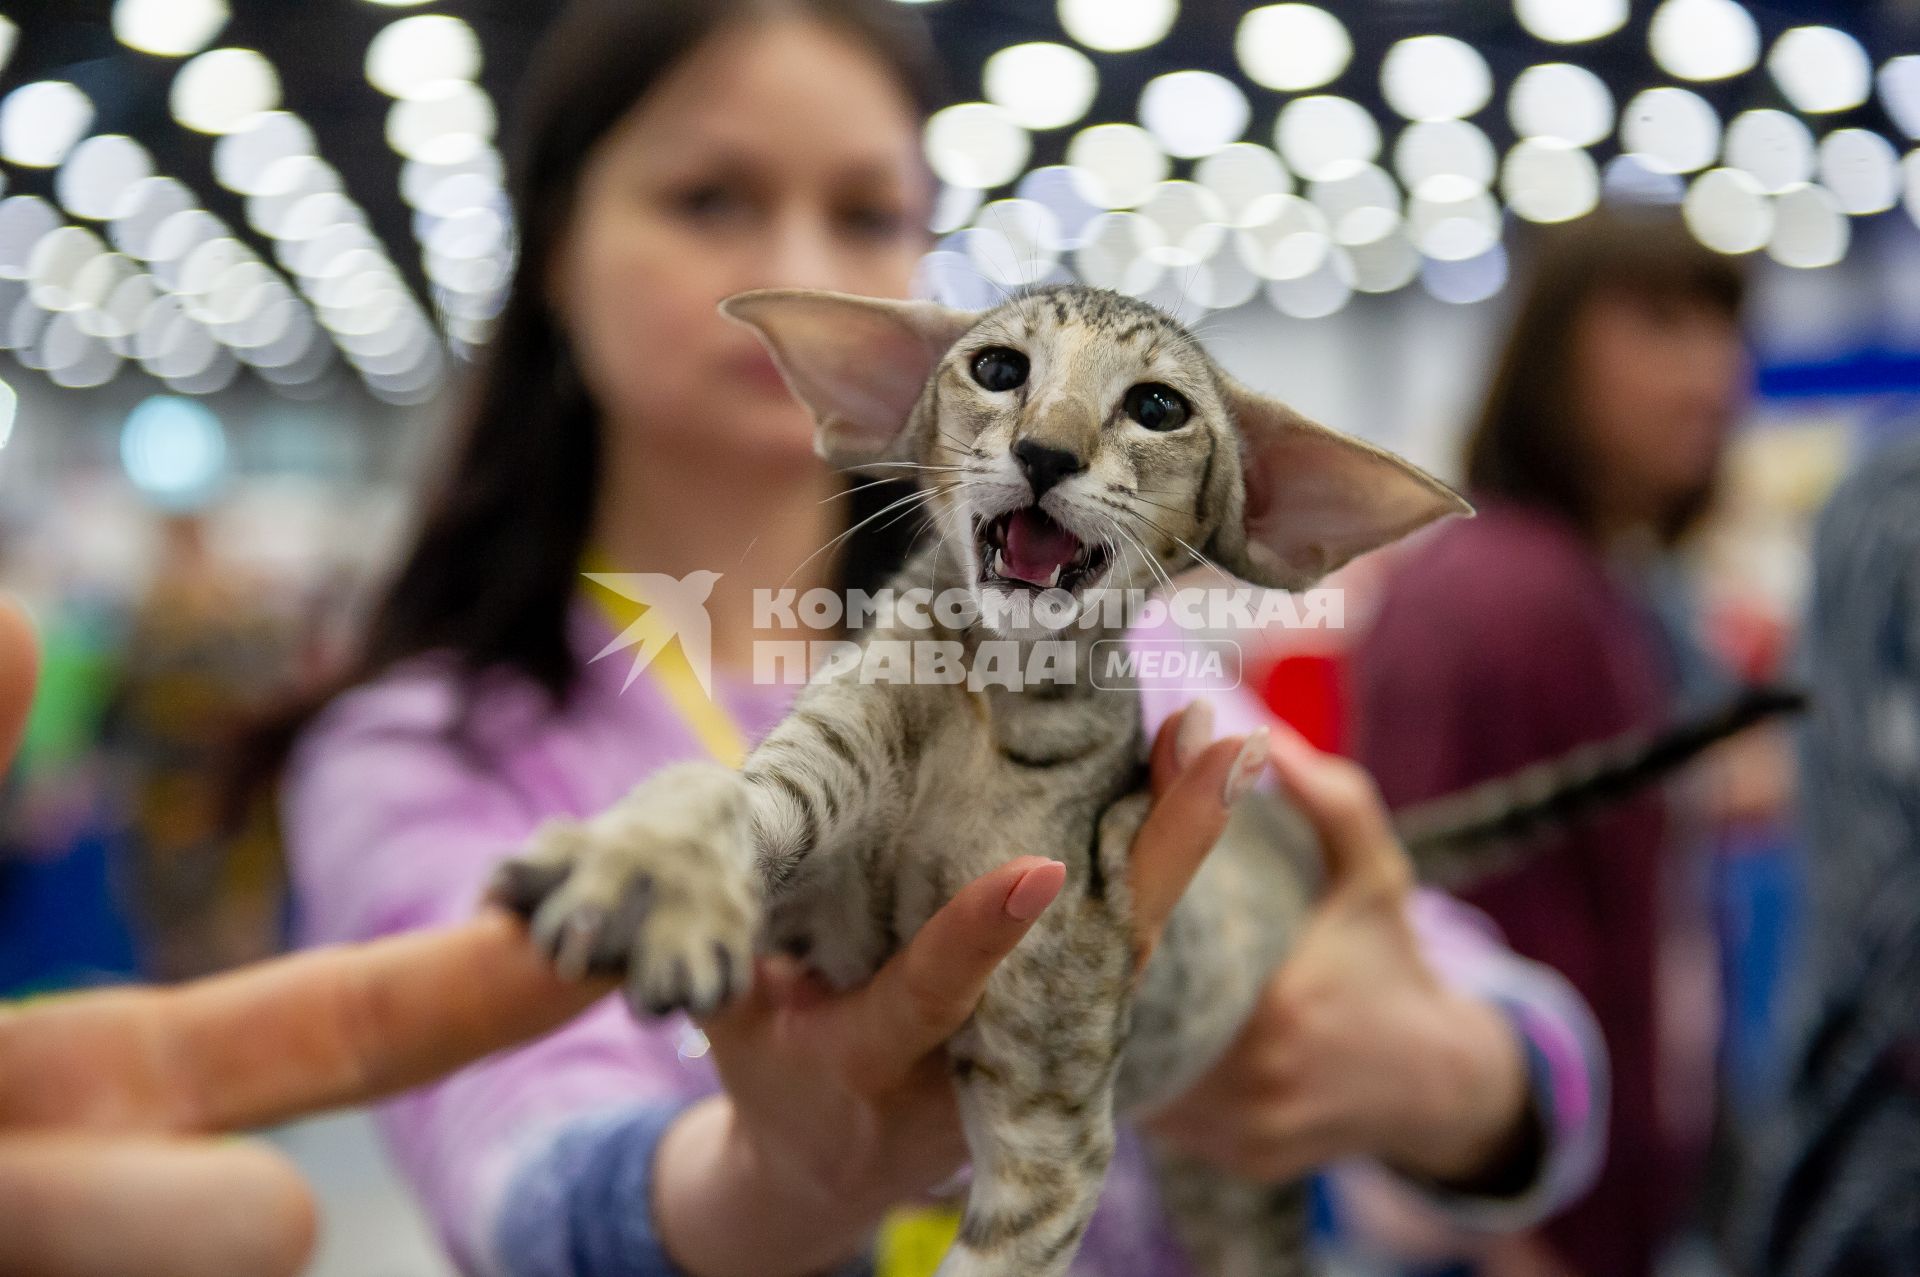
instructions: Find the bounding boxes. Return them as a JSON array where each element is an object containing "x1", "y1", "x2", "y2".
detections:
[
  {"x1": 720, "y1": 288, "x2": 977, "y2": 468},
  {"x1": 1207, "y1": 375, "x2": 1472, "y2": 590}
]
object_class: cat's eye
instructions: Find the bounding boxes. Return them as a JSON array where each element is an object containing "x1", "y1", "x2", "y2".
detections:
[
  {"x1": 970, "y1": 347, "x2": 1029, "y2": 393},
  {"x1": 1125, "y1": 383, "x2": 1191, "y2": 432}
]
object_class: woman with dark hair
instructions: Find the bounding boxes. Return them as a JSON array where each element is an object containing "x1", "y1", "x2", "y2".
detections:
[
  {"x1": 1353, "y1": 208, "x2": 1751, "y2": 1277},
  {"x1": 262, "y1": 2, "x2": 1609, "y2": 1274}
]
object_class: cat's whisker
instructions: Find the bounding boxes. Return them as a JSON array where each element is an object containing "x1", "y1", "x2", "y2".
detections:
[
  {"x1": 1095, "y1": 506, "x2": 1175, "y2": 594},
  {"x1": 861, "y1": 460, "x2": 972, "y2": 473},
  {"x1": 1122, "y1": 505, "x2": 1237, "y2": 586},
  {"x1": 1096, "y1": 496, "x2": 1230, "y2": 591},
  {"x1": 782, "y1": 482, "x2": 953, "y2": 589},
  {"x1": 1090, "y1": 510, "x2": 1139, "y2": 589},
  {"x1": 935, "y1": 427, "x2": 977, "y2": 457},
  {"x1": 1116, "y1": 489, "x2": 1190, "y2": 518},
  {"x1": 1171, "y1": 536, "x2": 1238, "y2": 587},
  {"x1": 830, "y1": 476, "x2": 926, "y2": 506}
]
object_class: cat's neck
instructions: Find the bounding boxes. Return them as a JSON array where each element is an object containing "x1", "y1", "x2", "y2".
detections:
[{"x1": 889, "y1": 540, "x2": 1137, "y2": 704}]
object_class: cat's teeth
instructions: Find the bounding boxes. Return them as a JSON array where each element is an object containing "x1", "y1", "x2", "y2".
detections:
[
  {"x1": 1045, "y1": 564, "x2": 1062, "y2": 588},
  {"x1": 993, "y1": 549, "x2": 1011, "y2": 578}
]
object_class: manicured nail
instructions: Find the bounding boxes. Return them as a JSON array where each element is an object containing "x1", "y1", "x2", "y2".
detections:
[
  {"x1": 1006, "y1": 860, "x2": 1066, "y2": 921},
  {"x1": 1222, "y1": 728, "x2": 1271, "y2": 806},
  {"x1": 1174, "y1": 700, "x2": 1216, "y2": 770}
]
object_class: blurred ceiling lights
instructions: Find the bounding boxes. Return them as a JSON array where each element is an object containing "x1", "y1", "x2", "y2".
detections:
[
  {"x1": 362, "y1": 8, "x2": 508, "y2": 370},
  {"x1": 112, "y1": 0, "x2": 228, "y2": 58},
  {"x1": 926, "y1": 103, "x2": 1031, "y2": 191},
  {"x1": 1381, "y1": 36, "x2": 1492, "y2": 122},
  {"x1": 1509, "y1": 63, "x2": 1613, "y2": 147},
  {"x1": 1274, "y1": 96, "x2": 1379, "y2": 182},
  {"x1": 1513, "y1": 0, "x2": 1627, "y2": 45},
  {"x1": 1883, "y1": 57, "x2": 1920, "y2": 138},
  {"x1": 1235, "y1": 6, "x2": 1350, "y2": 92},
  {"x1": 366, "y1": 15, "x2": 483, "y2": 100},
  {"x1": 1501, "y1": 139, "x2": 1600, "y2": 222},
  {"x1": 0, "y1": 0, "x2": 1910, "y2": 412},
  {"x1": 1819, "y1": 130, "x2": 1899, "y2": 216},
  {"x1": 901, "y1": 0, "x2": 1917, "y2": 323},
  {"x1": 171, "y1": 48, "x2": 281, "y2": 135},
  {"x1": 1139, "y1": 71, "x2": 1249, "y2": 159},
  {"x1": 0, "y1": 5, "x2": 467, "y2": 408},
  {"x1": 1, "y1": 81, "x2": 93, "y2": 168},
  {"x1": 1065, "y1": 124, "x2": 1167, "y2": 208},
  {"x1": 120, "y1": 394, "x2": 226, "y2": 505},
  {"x1": 1621, "y1": 87, "x2": 1721, "y2": 174},
  {"x1": 1397, "y1": 120, "x2": 1495, "y2": 201},
  {"x1": 1724, "y1": 110, "x2": 1814, "y2": 194},
  {"x1": 983, "y1": 43, "x2": 1097, "y2": 131},
  {"x1": 1648, "y1": 0, "x2": 1759, "y2": 81},
  {"x1": 1770, "y1": 26, "x2": 1871, "y2": 115},
  {"x1": 57, "y1": 135, "x2": 154, "y2": 218},
  {"x1": 1057, "y1": 0, "x2": 1177, "y2": 55}
]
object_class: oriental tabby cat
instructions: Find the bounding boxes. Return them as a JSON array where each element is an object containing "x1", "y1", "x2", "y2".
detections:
[{"x1": 496, "y1": 284, "x2": 1796, "y2": 1277}]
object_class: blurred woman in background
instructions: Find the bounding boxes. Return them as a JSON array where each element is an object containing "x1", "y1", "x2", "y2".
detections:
[
  {"x1": 1354, "y1": 210, "x2": 1753, "y2": 1277},
  {"x1": 273, "y1": 2, "x2": 1606, "y2": 1273}
]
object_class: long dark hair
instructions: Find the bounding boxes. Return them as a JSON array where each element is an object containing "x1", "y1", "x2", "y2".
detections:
[
  {"x1": 1463, "y1": 208, "x2": 1747, "y2": 545},
  {"x1": 370, "y1": 0, "x2": 941, "y2": 702},
  {"x1": 230, "y1": 0, "x2": 942, "y2": 802}
]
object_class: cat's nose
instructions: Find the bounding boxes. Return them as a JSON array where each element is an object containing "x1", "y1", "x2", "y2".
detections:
[{"x1": 1014, "y1": 440, "x2": 1086, "y2": 498}]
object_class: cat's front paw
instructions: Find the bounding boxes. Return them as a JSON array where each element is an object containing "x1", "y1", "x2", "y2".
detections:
[{"x1": 488, "y1": 766, "x2": 758, "y2": 1017}]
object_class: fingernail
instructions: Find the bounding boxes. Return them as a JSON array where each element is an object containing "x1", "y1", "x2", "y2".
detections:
[
  {"x1": 1005, "y1": 860, "x2": 1066, "y2": 921},
  {"x1": 1265, "y1": 716, "x2": 1313, "y2": 759},
  {"x1": 1174, "y1": 700, "x2": 1216, "y2": 770},
  {"x1": 1222, "y1": 728, "x2": 1271, "y2": 807}
]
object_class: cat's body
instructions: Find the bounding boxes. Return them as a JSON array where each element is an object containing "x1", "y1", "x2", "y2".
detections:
[
  {"x1": 496, "y1": 284, "x2": 1789, "y2": 1276},
  {"x1": 517, "y1": 542, "x2": 1321, "y2": 1276},
  {"x1": 501, "y1": 283, "x2": 1403, "y2": 1276}
]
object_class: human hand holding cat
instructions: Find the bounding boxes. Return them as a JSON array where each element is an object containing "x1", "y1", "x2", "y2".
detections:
[
  {"x1": 651, "y1": 707, "x2": 1259, "y2": 1277},
  {"x1": 1143, "y1": 719, "x2": 1534, "y2": 1191}
]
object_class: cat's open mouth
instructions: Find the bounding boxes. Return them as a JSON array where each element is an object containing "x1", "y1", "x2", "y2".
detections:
[{"x1": 974, "y1": 507, "x2": 1112, "y2": 593}]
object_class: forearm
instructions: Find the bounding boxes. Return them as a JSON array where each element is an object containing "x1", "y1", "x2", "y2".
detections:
[
  {"x1": 495, "y1": 1095, "x2": 879, "y2": 1277},
  {"x1": 0, "y1": 1134, "x2": 315, "y2": 1277},
  {"x1": 654, "y1": 1097, "x2": 881, "y2": 1277},
  {"x1": 1373, "y1": 989, "x2": 1533, "y2": 1190},
  {"x1": 1392, "y1": 894, "x2": 1608, "y2": 1228}
]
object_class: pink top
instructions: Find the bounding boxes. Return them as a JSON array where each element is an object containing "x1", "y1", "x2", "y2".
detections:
[{"x1": 283, "y1": 597, "x2": 1605, "y2": 1276}]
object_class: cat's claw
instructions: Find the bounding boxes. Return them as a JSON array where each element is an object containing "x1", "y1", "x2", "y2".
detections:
[{"x1": 494, "y1": 765, "x2": 760, "y2": 1019}]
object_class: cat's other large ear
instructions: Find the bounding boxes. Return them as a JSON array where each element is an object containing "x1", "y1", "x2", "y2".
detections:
[
  {"x1": 1207, "y1": 376, "x2": 1472, "y2": 590},
  {"x1": 720, "y1": 289, "x2": 977, "y2": 468}
]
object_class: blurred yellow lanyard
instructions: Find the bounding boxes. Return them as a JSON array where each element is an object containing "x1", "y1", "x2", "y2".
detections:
[
  {"x1": 579, "y1": 551, "x2": 749, "y2": 768},
  {"x1": 580, "y1": 553, "x2": 959, "y2": 1276},
  {"x1": 874, "y1": 1204, "x2": 963, "y2": 1277}
]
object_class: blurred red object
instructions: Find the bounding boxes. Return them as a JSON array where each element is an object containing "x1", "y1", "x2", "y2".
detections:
[
  {"x1": 1704, "y1": 596, "x2": 1792, "y2": 684},
  {"x1": 1257, "y1": 651, "x2": 1348, "y2": 755}
]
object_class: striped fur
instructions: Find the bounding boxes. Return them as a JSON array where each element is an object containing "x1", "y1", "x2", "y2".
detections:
[{"x1": 493, "y1": 286, "x2": 1783, "y2": 1276}]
